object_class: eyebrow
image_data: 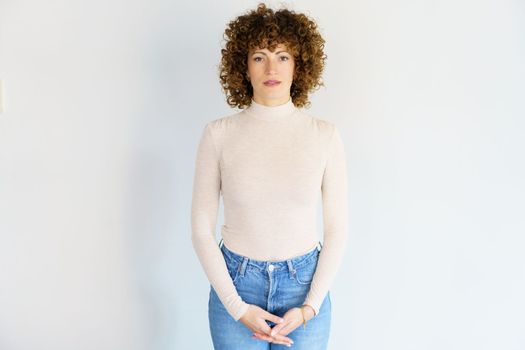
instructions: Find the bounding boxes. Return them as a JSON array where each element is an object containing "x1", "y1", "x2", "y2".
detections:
[{"x1": 252, "y1": 50, "x2": 289, "y2": 55}]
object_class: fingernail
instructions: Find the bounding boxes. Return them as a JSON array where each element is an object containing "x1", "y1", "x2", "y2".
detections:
[
  {"x1": 271, "y1": 331, "x2": 276, "y2": 336},
  {"x1": 280, "y1": 318, "x2": 284, "y2": 323}
]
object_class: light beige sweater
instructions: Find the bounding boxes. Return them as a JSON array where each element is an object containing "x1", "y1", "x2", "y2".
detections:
[{"x1": 191, "y1": 97, "x2": 348, "y2": 321}]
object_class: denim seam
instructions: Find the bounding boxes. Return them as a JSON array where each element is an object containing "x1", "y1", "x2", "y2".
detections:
[
  {"x1": 286, "y1": 260, "x2": 296, "y2": 279},
  {"x1": 239, "y1": 257, "x2": 248, "y2": 276}
]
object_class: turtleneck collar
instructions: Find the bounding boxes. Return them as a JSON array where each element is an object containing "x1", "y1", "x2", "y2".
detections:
[{"x1": 243, "y1": 97, "x2": 298, "y2": 122}]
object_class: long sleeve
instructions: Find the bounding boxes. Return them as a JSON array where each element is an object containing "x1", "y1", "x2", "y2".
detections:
[
  {"x1": 190, "y1": 123, "x2": 249, "y2": 321},
  {"x1": 303, "y1": 125, "x2": 349, "y2": 315}
]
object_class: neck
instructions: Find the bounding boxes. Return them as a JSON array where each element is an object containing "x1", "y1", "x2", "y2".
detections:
[
  {"x1": 244, "y1": 97, "x2": 297, "y2": 122},
  {"x1": 252, "y1": 95, "x2": 291, "y2": 106}
]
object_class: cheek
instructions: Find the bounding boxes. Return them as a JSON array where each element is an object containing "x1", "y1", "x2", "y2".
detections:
[
  {"x1": 247, "y1": 64, "x2": 261, "y2": 77},
  {"x1": 246, "y1": 60, "x2": 255, "y2": 72},
  {"x1": 287, "y1": 65, "x2": 295, "y2": 79}
]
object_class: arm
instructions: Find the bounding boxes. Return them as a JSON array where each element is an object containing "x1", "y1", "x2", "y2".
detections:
[
  {"x1": 190, "y1": 123, "x2": 249, "y2": 321},
  {"x1": 303, "y1": 125, "x2": 349, "y2": 316}
]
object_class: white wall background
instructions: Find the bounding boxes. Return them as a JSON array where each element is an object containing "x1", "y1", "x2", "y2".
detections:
[{"x1": 1, "y1": 0, "x2": 524, "y2": 349}]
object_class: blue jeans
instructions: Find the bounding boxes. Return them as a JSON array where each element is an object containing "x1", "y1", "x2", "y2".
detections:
[{"x1": 208, "y1": 240, "x2": 331, "y2": 349}]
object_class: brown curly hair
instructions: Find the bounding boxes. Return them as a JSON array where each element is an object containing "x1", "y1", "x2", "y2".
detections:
[{"x1": 219, "y1": 3, "x2": 327, "y2": 109}]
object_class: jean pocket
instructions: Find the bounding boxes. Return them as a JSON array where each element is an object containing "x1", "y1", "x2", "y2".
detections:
[
  {"x1": 294, "y1": 258, "x2": 318, "y2": 285},
  {"x1": 226, "y1": 259, "x2": 242, "y2": 285}
]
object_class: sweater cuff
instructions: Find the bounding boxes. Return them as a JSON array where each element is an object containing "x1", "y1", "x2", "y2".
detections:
[
  {"x1": 302, "y1": 297, "x2": 321, "y2": 317},
  {"x1": 230, "y1": 301, "x2": 250, "y2": 321}
]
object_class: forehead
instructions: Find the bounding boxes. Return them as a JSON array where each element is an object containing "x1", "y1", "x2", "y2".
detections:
[{"x1": 250, "y1": 42, "x2": 290, "y2": 53}]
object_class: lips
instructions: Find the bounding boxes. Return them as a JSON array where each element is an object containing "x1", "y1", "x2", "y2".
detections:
[{"x1": 264, "y1": 80, "x2": 281, "y2": 86}]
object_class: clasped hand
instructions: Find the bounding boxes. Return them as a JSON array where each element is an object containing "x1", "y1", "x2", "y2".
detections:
[{"x1": 239, "y1": 304, "x2": 314, "y2": 347}]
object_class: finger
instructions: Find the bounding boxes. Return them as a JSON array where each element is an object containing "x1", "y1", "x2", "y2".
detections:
[
  {"x1": 270, "y1": 322, "x2": 287, "y2": 336},
  {"x1": 270, "y1": 317, "x2": 297, "y2": 336},
  {"x1": 272, "y1": 333, "x2": 294, "y2": 344},
  {"x1": 275, "y1": 320, "x2": 300, "y2": 336},
  {"x1": 252, "y1": 334, "x2": 268, "y2": 342},
  {"x1": 257, "y1": 323, "x2": 272, "y2": 336},
  {"x1": 272, "y1": 340, "x2": 292, "y2": 347},
  {"x1": 253, "y1": 332, "x2": 273, "y2": 342},
  {"x1": 254, "y1": 332, "x2": 293, "y2": 345},
  {"x1": 255, "y1": 331, "x2": 292, "y2": 343},
  {"x1": 263, "y1": 310, "x2": 285, "y2": 325}
]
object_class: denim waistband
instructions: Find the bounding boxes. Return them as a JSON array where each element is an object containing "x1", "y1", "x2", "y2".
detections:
[{"x1": 219, "y1": 239, "x2": 321, "y2": 271}]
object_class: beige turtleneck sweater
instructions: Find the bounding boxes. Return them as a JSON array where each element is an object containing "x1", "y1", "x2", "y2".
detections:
[{"x1": 191, "y1": 97, "x2": 348, "y2": 321}]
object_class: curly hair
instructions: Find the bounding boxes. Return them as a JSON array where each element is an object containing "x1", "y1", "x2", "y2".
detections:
[{"x1": 219, "y1": 3, "x2": 327, "y2": 109}]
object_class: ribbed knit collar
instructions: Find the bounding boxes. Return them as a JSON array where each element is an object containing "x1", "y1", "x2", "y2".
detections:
[{"x1": 243, "y1": 97, "x2": 298, "y2": 121}]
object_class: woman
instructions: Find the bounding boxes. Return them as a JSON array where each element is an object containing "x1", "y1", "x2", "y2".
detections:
[{"x1": 191, "y1": 3, "x2": 348, "y2": 349}]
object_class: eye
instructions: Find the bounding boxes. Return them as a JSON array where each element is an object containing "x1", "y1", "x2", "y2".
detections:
[
  {"x1": 254, "y1": 56, "x2": 263, "y2": 62},
  {"x1": 280, "y1": 56, "x2": 289, "y2": 61}
]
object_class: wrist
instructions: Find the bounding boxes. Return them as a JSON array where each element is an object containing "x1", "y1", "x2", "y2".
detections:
[{"x1": 301, "y1": 304, "x2": 315, "y2": 321}]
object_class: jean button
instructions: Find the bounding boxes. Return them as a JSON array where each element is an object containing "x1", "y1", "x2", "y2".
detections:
[{"x1": 268, "y1": 264, "x2": 275, "y2": 272}]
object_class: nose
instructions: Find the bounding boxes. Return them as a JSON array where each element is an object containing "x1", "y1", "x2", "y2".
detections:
[{"x1": 265, "y1": 58, "x2": 278, "y2": 74}]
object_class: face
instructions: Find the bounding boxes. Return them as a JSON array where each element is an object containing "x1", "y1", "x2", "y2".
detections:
[{"x1": 246, "y1": 43, "x2": 295, "y2": 106}]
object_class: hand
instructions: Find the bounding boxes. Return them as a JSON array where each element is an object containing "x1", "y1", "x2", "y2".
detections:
[
  {"x1": 239, "y1": 304, "x2": 294, "y2": 346},
  {"x1": 253, "y1": 305, "x2": 315, "y2": 343}
]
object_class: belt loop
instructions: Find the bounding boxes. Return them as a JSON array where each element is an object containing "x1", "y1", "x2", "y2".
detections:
[
  {"x1": 218, "y1": 238, "x2": 224, "y2": 248},
  {"x1": 286, "y1": 259, "x2": 296, "y2": 279},
  {"x1": 318, "y1": 240, "x2": 323, "y2": 251},
  {"x1": 239, "y1": 257, "x2": 249, "y2": 276}
]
